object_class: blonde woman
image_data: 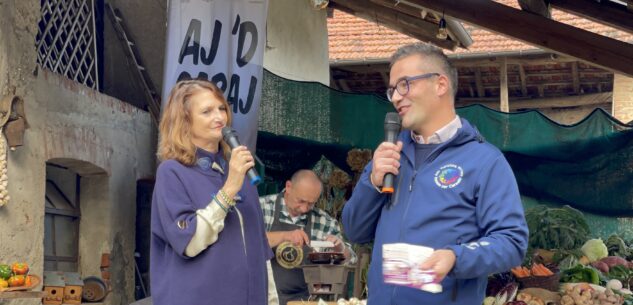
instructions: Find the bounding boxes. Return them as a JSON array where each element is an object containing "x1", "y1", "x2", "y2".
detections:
[{"x1": 150, "y1": 79, "x2": 276, "y2": 305}]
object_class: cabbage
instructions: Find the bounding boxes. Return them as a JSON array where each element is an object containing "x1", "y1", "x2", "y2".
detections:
[{"x1": 581, "y1": 238, "x2": 608, "y2": 262}]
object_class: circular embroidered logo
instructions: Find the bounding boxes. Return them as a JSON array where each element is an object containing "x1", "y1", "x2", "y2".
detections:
[
  {"x1": 196, "y1": 157, "x2": 212, "y2": 171},
  {"x1": 434, "y1": 164, "x2": 463, "y2": 189}
]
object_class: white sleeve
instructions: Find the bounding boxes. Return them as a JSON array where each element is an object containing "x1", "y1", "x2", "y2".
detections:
[
  {"x1": 184, "y1": 202, "x2": 228, "y2": 257},
  {"x1": 267, "y1": 260, "x2": 279, "y2": 305}
]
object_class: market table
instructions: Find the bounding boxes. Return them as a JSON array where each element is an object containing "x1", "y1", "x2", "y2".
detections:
[{"x1": 0, "y1": 290, "x2": 46, "y2": 299}]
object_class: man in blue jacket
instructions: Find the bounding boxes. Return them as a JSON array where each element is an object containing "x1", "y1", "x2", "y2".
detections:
[{"x1": 342, "y1": 42, "x2": 529, "y2": 305}]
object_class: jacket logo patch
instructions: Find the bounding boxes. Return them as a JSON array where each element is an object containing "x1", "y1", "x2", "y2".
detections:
[{"x1": 434, "y1": 164, "x2": 463, "y2": 189}]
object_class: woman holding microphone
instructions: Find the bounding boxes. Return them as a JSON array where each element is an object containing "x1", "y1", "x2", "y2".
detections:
[{"x1": 150, "y1": 79, "x2": 276, "y2": 305}]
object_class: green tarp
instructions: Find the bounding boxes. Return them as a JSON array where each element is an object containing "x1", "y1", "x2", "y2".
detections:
[{"x1": 258, "y1": 69, "x2": 633, "y2": 224}]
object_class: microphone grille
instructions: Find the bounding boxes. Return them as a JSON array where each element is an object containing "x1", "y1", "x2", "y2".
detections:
[
  {"x1": 385, "y1": 112, "x2": 401, "y2": 126},
  {"x1": 221, "y1": 127, "x2": 235, "y2": 139}
]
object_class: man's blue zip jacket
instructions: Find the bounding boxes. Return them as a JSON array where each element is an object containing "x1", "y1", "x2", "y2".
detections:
[{"x1": 342, "y1": 118, "x2": 528, "y2": 305}]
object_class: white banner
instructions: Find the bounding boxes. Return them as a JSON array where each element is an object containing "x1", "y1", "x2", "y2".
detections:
[{"x1": 162, "y1": 0, "x2": 269, "y2": 151}]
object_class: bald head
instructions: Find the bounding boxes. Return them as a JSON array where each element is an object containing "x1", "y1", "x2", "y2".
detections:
[
  {"x1": 284, "y1": 170, "x2": 323, "y2": 217},
  {"x1": 290, "y1": 170, "x2": 322, "y2": 187}
]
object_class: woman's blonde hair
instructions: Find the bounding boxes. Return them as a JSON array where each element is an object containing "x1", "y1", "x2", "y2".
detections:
[{"x1": 157, "y1": 79, "x2": 232, "y2": 165}]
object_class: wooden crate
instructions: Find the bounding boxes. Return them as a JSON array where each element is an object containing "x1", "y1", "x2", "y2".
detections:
[
  {"x1": 42, "y1": 286, "x2": 63, "y2": 305},
  {"x1": 63, "y1": 285, "x2": 82, "y2": 304}
]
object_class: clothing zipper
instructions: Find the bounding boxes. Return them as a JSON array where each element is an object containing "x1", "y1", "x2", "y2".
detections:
[
  {"x1": 388, "y1": 174, "x2": 404, "y2": 209},
  {"x1": 409, "y1": 170, "x2": 417, "y2": 192},
  {"x1": 399, "y1": 175, "x2": 415, "y2": 241},
  {"x1": 390, "y1": 286, "x2": 398, "y2": 305},
  {"x1": 452, "y1": 238, "x2": 462, "y2": 302}
]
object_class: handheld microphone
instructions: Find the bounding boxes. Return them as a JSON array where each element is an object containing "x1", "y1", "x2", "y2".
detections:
[
  {"x1": 382, "y1": 112, "x2": 401, "y2": 193},
  {"x1": 221, "y1": 127, "x2": 262, "y2": 185}
]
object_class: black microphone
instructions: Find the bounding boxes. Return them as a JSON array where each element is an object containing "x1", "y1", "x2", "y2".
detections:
[
  {"x1": 221, "y1": 127, "x2": 262, "y2": 185},
  {"x1": 382, "y1": 112, "x2": 401, "y2": 193}
]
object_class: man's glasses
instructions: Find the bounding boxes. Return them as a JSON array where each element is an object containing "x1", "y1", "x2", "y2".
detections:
[{"x1": 386, "y1": 73, "x2": 440, "y2": 102}]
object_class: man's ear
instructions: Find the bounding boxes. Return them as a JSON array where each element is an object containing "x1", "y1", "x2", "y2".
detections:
[
  {"x1": 436, "y1": 75, "x2": 450, "y2": 97},
  {"x1": 285, "y1": 180, "x2": 292, "y2": 191}
]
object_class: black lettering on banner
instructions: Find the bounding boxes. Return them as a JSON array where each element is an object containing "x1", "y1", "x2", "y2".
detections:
[
  {"x1": 227, "y1": 74, "x2": 240, "y2": 113},
  {"x1": 197, "y1": 72, "x2": 209, "y2": 80},
  {"x1": 211, "y1": 73, "x2": 228, "y2": 92},
  {"x1": 175, "y1": 15, "x2": 260, "y2": 114},
  {"x1": 177, "y1": 71, "x2": 191, "y2": 82},
  {"x1": 239, "y1": 76, "x2": 257, "y2": 114},
  {"x1": 179, "y1": 19, "x2": 223, "y2": 66},
  {"x1": 232, "y1": 14, "x2": 258, "y2": 68},
  {"x1": 176, "y1": 71, "x2": 256, "y2": 115},
  {"x1": 226, "y1": 75, "x2": 257, "y2": 114},
  {"x1": 179, "y1": 19, "x2": 201, "y2": 65},
  {"x1": 201, "y1": 20, "x2": 222, "y2": 65}
]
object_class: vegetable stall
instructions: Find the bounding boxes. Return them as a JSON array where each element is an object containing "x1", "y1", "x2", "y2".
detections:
[{"x1": 483, "y1": 205, "x2": 633, "y2": 305}]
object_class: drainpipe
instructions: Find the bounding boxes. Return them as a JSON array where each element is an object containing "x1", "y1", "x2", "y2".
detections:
[
  {"x1": 448, "y1": 49, "x2": 549, "y2": 60},
  {"x1": 446, "y1": 17, "x2": 473, "y2": 48}
]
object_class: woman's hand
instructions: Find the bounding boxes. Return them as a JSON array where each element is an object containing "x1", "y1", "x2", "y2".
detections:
[{"x1": 222, "y1": 145, "x2": 255, "y2": 198}]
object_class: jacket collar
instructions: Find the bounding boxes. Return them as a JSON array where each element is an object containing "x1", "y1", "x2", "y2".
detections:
[{"x1": 400, "y1": 117, "x2": 481, "y2": 166}]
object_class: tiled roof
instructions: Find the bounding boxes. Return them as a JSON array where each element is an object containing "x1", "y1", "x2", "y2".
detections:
[{"x1": 328, "y1": 0, "x2": 633, "y2": 61}]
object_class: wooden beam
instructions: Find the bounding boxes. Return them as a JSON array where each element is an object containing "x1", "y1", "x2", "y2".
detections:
[
  {"x1": 475, "y1": 68, "x2": 485, "y2": 97},
  {"x1": 367, "y1": 0, "x2": 435, "y2": 25},
  {"x1": 333, "y1": 64, "x2": 390, "y2": 74},
  {"x1": 549, "y1": 0, "x2": 633, "y2": 35},
  {"x1": 369, "y1": 0, "x2": 472, "y2": 47},
  {"x1": 450, "y1": 53, "x2": 577, "y2": 67},
  {"x1": 571, "y1": 62, "x2": 580, "y2": 94},
  {"x1": 518, "y1": 0, "x2": 551, "y2": 18},
  {"x1": 368, "y1": 0, "x2": 444, "y2": 30},
  {"x1": 428, "y1": 11, "x2": 457, "y2": 42},
  {"x1": 404, "y1": 0, "x2": 633, "y2": 77},
  {"x1": 500, "y1": 57, "x2": 509, "y2": 112},
  {"x1": 456, "y1": 92, "x2": 612, "y2": 110},
  {"x1": 518, "y1": 64, "x2": 528, "y2": 97},
  {"x1": 329, "y1": 0, "x2": 458, "y2": 50}
]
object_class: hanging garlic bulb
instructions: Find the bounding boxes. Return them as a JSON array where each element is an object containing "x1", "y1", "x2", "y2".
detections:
[{"x1": 0, "y1": 128, "x2": 10, "y2": 207}]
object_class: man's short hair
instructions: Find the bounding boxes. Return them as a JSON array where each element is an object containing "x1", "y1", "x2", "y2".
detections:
[{"x1": 390, "y1": 43, "x2": 458, "y2": 97}]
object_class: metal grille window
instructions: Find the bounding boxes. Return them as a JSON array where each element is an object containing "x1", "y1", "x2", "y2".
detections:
[{"x1": 36, "y1": 0, "x2": 99, "y2": 90}]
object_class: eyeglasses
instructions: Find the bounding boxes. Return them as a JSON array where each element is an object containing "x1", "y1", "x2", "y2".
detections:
[{"x1": 386, "y1": 73, "x2": 440, "y2": 102}]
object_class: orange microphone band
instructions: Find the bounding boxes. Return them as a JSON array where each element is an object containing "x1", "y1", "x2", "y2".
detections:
[{"x1": 381, "y1": 187, "x2": 394, "y2": 193}]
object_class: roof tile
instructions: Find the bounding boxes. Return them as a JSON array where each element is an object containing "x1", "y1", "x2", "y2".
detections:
[{"x1": 328, "y1": 0, "x2": 633, "y2": 61}]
